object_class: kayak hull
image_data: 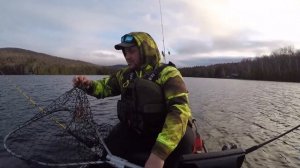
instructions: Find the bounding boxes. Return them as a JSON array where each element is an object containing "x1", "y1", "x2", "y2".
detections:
[{"x1": 179, "y1": 148, "x2": 245, "y2": 168}]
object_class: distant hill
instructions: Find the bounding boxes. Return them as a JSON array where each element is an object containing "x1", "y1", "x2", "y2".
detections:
[
  {"x1": 108, "y1": 64, "x2": 127, "y2": 70},
  {"x1": 0, "y1": 48, "x2": 117, "y2": 75}
]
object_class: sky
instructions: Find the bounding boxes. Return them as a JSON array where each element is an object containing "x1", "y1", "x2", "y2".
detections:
[{"x1": 1, "y1": 0, "x2": 300, "y2": 67}]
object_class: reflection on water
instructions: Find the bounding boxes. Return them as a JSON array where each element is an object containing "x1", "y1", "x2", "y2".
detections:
[{"x1": 0, "y1": 76, "x2": 299, "y2": 168}]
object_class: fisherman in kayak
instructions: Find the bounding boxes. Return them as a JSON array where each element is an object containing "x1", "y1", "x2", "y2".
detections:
[{"x1": 73, "y1": 32, "x2": 195, "y2": 168}]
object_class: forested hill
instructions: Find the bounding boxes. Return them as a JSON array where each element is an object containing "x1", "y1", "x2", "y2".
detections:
[
  {"x1": 180, "y1": 47, "x2": 300, "y2": 82},
  {"x1": 0, "y1": 48, "x2": 115, "y2": 75}
]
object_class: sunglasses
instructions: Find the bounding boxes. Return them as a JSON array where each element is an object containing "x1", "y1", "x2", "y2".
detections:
[{"x1": 121, "y1": 34, "x2": 134, "y2": 43}]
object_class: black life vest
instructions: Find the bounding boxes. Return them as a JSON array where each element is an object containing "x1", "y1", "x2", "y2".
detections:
[{"x1": 117, "y1": 62, "x2": 175, "y2": 136}]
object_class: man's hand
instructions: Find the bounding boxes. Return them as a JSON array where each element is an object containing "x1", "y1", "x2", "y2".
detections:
[
  {"x1": 72, "y1": 75, "x2": 91, "y2": 90},
  {"x1": 144, "y1": 153, "x2": 164, "y2": 168}
]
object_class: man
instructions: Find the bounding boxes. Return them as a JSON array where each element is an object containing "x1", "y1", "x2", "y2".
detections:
[{"x1": 73, "y1": 32, "x2": 195, "y2": 168}]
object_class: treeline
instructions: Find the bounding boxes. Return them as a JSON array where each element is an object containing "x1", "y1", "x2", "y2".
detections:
[
  {"x1": 179, "y1": 46, "x2": 300, "y2": 82},
  {"x1": 2, "y1": 47, "x2": 300, "y2": 82},
  {"x1": 0, "y1": 48, "x2": 117, "y2": 75}
]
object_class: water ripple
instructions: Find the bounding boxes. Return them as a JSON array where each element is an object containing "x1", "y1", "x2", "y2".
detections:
[
  {"x1": 185, "y1": 78, "x2": 300, "y2": 168},
  {"x1": 1, "y1": 76, "x2": 299, "y2": 167}
]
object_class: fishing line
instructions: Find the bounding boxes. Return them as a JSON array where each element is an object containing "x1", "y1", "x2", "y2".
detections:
[
  {"x1": 0, "y1": 72, "x2": 99, "y2": 159},
  {"x1": 1, "y1": 73, "x2": 99, "y2": 152},
  {"x1": 1, "y1": 72, "x2": 143, "y2": 168},
  {"x1": 3, "y1": 88, "x2": 105, "y2": 166},
  {"x1": 0, "y1": 71, "x2": 66, "y2": 129}
]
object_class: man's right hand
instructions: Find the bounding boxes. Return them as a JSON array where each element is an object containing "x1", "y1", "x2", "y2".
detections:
[{"x1": 73, "y1": 75, "x2": 92, "y2": 90}]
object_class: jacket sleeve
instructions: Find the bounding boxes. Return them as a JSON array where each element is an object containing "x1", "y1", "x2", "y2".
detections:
[
  {"x1": 151, "y1": 66, "x2": 192, "y2": 160},
  {"x1": 88, "y1": 72, "x2": 122, "y2": 99}
]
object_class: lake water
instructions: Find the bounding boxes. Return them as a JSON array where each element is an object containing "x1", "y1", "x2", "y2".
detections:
[{"x1": 0, "y1": 75, "x2": 299, "y2": 168}]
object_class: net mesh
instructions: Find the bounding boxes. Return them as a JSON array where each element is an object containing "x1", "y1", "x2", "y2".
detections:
[{"x1": 4, "y1": 88, "x2": 112, "y2": 166}]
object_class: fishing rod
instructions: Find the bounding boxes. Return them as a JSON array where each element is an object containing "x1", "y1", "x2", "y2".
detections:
[
  {"x1": 179, "y1": 123, "x2": 300, "y2": 168},
  {"x1": 158, "y1": 0, "x2": 167, "y2": 63},
  {"x1": 245, "y1": 123, "x2": 300, "y2": 154}
]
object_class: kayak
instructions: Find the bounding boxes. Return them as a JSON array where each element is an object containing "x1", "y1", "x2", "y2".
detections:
[
  {"x1": 78, "y1": 148, "x2": 245, "y2": 168},
  {"x1": 80, "y1": 147, "x2": 245, "y2": 168},
  {"x1": 179, "y1": 148, "x2": 245, "y2": 168}
]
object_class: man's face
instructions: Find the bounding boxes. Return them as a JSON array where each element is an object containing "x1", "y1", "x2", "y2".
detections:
[{"x1": 123, "y1": 46, "x2": 141, "y2": 70}]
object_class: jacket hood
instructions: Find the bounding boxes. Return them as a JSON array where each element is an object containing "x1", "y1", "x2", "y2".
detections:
[{"x1": 128, "y1": 32, "x2": 161, "y2": 68}]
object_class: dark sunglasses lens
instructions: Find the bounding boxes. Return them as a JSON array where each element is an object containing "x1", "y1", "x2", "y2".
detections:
[{"x1": 121, "y1": 35, "x2": 133, "y2": 43}]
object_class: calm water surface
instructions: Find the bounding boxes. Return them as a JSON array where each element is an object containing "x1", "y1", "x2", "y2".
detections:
[{"x1": 0, "y1": 75, "x2": 299, "y2": 168}]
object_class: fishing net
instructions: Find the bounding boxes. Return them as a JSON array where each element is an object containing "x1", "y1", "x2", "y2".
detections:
[{"x1": 4, "y1": 88, "x2": 112, "y2": 167}]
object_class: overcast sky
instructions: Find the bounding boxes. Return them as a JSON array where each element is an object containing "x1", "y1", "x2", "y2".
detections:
[{"x1": 1, "y1": 0, "x2": 300, "y2": 67}]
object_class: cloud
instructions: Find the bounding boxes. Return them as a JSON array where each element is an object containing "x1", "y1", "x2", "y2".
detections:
[
  {"x1": 84, "y1": 50, "x2": 126, "y2": 66},
  {"x1": 161, "y1": 0, "x2": 299, "y2": 58},
  {"x1": 174, "y1": 34, "x2": 290, "y2": 56},
  {"x1": 0, "y1": 0, "x2": 299, "y2": 67}
]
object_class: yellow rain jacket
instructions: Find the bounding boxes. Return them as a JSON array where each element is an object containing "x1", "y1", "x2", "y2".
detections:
[{"x1": 88, "y1": 32, "x2": 192, "y2": 160}]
